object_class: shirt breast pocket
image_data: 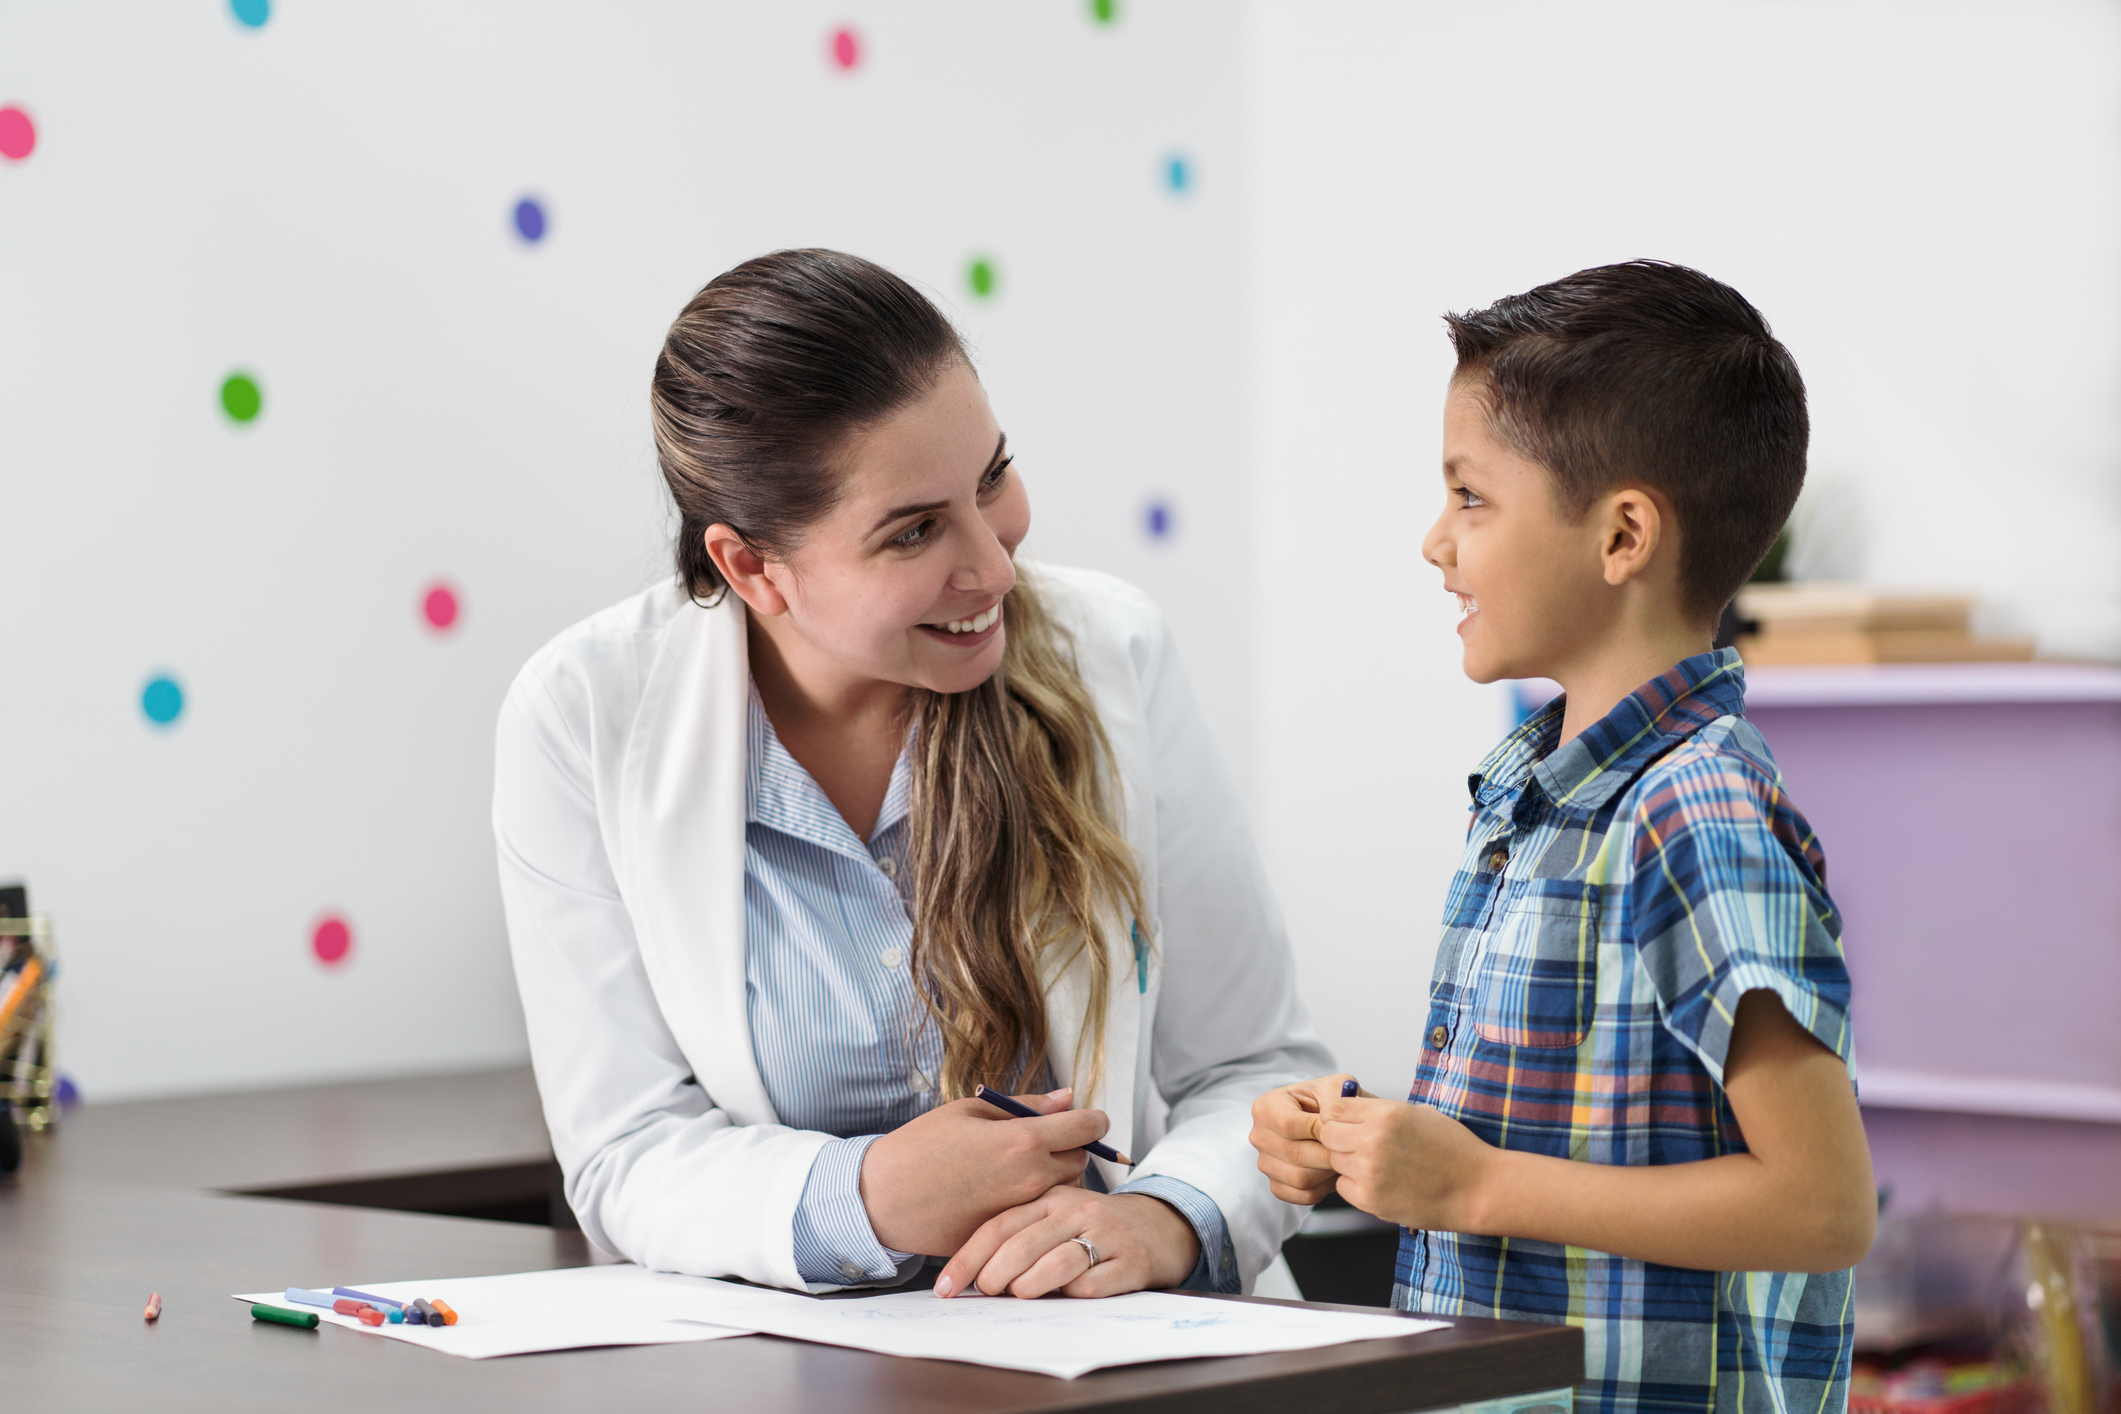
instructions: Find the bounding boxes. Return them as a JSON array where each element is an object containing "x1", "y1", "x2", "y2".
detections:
[{"x1": 1470, "y1": 890, "x2": 1599, "y2": 1050}]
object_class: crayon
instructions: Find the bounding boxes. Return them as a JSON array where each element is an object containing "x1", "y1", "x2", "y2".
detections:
[
  {"x1": 972, "y1": 1086, "x2": 1132, "y2": 1166},
  {"x1": 332, "y1": 1285, "x2": 403, "y2": 1310},
  {"x1": 284, "y1": 1287, "x2": 338, "y2": 1310},
  {"x1": 250, "y1": 1303, "x2": 319, "y2": 1329},
  {"x1": 411, "y1": 1298, "x2": 441, "y2": 1326},
  {"x1": 357, "y1": 1306, "x2": 386, "y2": 1326},
  {"x1": 430, "y1": 1299, "x2": 459, "y2": 1326},
  {"x1": 332, "y1": 1299, "x2": 375, "y2": 1317},
  {"x1": 143, "y1": 1292, "x2": 161, "y2": 1322},
  {"x1": 387, "y1": 1306, "x2": 405, "y2": 1323}
]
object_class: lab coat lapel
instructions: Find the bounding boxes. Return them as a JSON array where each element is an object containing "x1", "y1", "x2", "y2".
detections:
[
  {"x1": 1044, "y1": 917, "x2": 1139, "y2": 1189},
  {"x1": 619, "y1": 595, "x2": 779, "y2": 1127}
]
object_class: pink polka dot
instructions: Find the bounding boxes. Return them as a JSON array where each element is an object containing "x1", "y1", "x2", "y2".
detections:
[
  {"x1": 422, "y1": 581, "x2": 460, "y2": 631},
  {"x1": 829, "y1": 26, "x2": 861, "y2": 71},
  {"x1": 311, "y1": 915, "x2": 352, "y2": 966},
  {"x1": 0, "y1": 106, "x2": 35, "y2": 162}
]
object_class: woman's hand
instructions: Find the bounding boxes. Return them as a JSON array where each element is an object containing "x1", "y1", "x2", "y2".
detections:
[
  {"x1": 934, "y1": 1186, "x2": 1201, "y2": 1299},
  {"x1": 1249, "y1": 1074, "x2": 1366, "y2": 1205},
  {"x1": 860, "y1": 1088, "x2": 1110, "y2": 1256}
]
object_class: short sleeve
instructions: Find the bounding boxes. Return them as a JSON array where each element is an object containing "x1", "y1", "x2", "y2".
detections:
[{"x1": 1624, "y1": 738, "x2": 1853, "y2": 1085}]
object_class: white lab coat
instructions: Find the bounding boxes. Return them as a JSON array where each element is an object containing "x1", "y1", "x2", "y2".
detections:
[{"x1": 493, "y1": 562, "x2": 1331, "y2": 1293}]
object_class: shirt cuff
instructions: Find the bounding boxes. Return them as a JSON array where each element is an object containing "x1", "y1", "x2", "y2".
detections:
[
  {"x1": 792, "y1": 1135, "x2": 919, "y2": 1287},
  {"x1": 1114, "y1": 1174, "x2": 1240, "y2": 1294}
]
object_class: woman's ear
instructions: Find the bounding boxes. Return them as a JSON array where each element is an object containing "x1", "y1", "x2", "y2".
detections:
[
  {"x1": 1597, "y1": 487, "x2": 1666, "y2": 588},
  {"x1": 703, "y1": 525, "x2": 791, "y2": 617}
]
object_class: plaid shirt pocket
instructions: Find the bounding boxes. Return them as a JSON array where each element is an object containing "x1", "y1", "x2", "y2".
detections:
[{"x1": 1470, "y1": 889, "x2": 1600, "y2": 1050}]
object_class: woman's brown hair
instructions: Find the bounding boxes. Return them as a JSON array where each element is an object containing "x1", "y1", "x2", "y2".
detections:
[{"x1": 650, "y1": 248, "x2": 1148, "y2": 1103}]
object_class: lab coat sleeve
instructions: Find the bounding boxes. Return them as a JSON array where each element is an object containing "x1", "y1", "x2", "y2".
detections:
[
  {"x1": 493, "y1": 662, "x2": 830, "y2": 1289},
  {"x1": 1119, "y1": 617, "x2": 1337, "y2": 1288}
]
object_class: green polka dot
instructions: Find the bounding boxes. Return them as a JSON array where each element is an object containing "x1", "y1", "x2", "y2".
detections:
[
  {"x1": 967, "y1": 258, "x2": 997, "y2": 300},
  {"x1": 221, "y1": 373, "x2": 262, "y2": 424},
  {"x1": 1089, "y1": 0, "x2": 1118, "y2": 23}
]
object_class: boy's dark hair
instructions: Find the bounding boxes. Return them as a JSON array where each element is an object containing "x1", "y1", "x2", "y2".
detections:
[{"x1": 1445, "y1": 260, "x2": 1807, "y2": 623}]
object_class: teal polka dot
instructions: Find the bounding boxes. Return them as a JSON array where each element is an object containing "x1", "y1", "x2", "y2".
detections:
[
  {"x1": 231, "y1": 0, "x2": 269, "y2": 27},
  {"x1": 141, "y1": 675, "x2": 184, "y2": 726}
]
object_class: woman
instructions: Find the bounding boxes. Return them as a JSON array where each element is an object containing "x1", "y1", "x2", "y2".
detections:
[{"x1": 494, "y1": 249, "x2": 1329, "y2": 1299}]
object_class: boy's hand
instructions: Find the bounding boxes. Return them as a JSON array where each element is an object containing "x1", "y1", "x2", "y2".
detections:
[
  {"x1": 1250, "y1": 1074, "x2": 1366, "y2": 1205},
  {"x1": 1315, "y1": 1096, "x2": 1496, "y2": 1232}
]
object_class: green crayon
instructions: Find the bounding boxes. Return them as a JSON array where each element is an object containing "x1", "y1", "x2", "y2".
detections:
[{"x1": 250, "y1": 1303, "x2": 320, "y2": 1329}]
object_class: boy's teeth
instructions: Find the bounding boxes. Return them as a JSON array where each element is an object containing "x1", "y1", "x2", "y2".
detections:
[
  {"x1": 936, "y1": 604, "x2": 1001, "y2": 634},
  {"x1": 1456, "y1": 593, "x2": 1478, "y2": 615}
]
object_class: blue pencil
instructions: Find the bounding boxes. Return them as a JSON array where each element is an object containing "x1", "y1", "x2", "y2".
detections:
[
  {"x1": 973, "y1": 1085, "x2": 1132, "y2": 1166},
  {"x1": 332, "y1": 1285, "x2": 405, "y2": 1311}
]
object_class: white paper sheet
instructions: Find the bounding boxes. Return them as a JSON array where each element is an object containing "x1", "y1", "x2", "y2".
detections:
[
  {"x1": 234, "y1": 1264, "x2": 757, "y2": 1359},
  {"x1": 237, "y1": 1263, "x2": 1445, "y2": 1376},
  {"x1": 680, "y1": 1285, "x2": 1445, "y2": 1379}
]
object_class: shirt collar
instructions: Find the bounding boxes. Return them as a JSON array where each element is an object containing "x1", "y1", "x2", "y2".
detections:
[
  {"x1": 746, "y1": 686, "x2": 914, "y2": 855},
  {"x1": 1469, "y1": 647, "x2": 1748, "y2": 822}
]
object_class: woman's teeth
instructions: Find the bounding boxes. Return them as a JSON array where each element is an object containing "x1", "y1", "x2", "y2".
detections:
[{"x1": 932, "y1": 604, "x2": 1002, "y2": 635}]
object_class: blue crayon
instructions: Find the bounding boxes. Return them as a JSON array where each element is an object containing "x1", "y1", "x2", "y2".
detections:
[
  {"x1": 332, "y1": 1285, "x2": 405, "y2": 1311},
  {"x1": 387, "y1": 1306, "x2": 405, "y2": 1323},
  {"x1": 284, "y1": 1287, "x2": 338, "y2": 1310},
  {"x1": 1341, "y1": 1079, "x2": 1359, "y2": 1098}
]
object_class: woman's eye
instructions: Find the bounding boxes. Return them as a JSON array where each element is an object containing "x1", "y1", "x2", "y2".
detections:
[
  {"x1": 980, "y1": 457, "x2": 1013, "y2": 494},
  {"x1": 891, "y1": 518, "x2": 936, "y2": 549}
]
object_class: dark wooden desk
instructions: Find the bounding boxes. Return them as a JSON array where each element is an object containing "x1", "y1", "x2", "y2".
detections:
[{"x1": 0, "y1": 1070, "x2": 1581, "y2": 1414}]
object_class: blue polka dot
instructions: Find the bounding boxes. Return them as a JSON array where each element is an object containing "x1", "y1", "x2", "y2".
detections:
[
  {"x1": 514, "y1": 197, "x2": 547, "y2": 243},
  {"x1": 1164, "y1": 154, "x2": 1192, "y2": 195},
  {"x1": 230, "y1": 0, "x2": 270, "y2": 28},
  {"x1": 141, "y1": 675, "x2": 184, "y2": 726},
  {"x1": 1144, "y1": 500, "x2": 1175, "y2": 541}
]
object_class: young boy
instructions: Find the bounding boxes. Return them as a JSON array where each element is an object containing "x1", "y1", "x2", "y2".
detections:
[{"x1": 1252, "y1": 262, "x2": 1874, "y2": 1414}]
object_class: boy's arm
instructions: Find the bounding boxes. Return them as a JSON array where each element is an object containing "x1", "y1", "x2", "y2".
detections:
[{"x1": 1298, "y1": 990, "x2": 1875, "y2": 1274}]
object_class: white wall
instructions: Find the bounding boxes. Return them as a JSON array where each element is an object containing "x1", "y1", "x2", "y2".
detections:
[
  {"x1": 0, "y1": 1, "x2": 1251, "y2": 1101},
  {"x1": 1247, "y1": 0, "x2": 2121, "y2": 1098}
]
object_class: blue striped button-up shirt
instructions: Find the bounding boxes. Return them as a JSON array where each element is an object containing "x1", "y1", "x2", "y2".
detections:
[{"x1": 742, "y1": 689, "x2": 1237, "y2": 1290}]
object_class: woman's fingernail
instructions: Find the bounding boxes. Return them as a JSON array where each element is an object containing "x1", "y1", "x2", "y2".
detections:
[
  {"x1": 934, "y1": 1274, "x2": 955, "y2": 1298},
  {"x1": 1047, "y1": 1087, "x2": 1072, "y2": 1100}
]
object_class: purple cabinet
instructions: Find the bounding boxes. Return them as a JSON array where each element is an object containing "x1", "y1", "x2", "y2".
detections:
[{"x1": 1745, "y1": 663, "x2": 2121, "y2": 1221}]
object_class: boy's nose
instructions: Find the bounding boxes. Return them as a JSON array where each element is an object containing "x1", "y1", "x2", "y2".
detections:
[{"x1": 1421, "y1": 512, "x2": 1453, "y2": 569}]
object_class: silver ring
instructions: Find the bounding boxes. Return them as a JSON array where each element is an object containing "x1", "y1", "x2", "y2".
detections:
[{"x1": 1071, "y1": 1235, "x2": 1100, "y2": 1266}]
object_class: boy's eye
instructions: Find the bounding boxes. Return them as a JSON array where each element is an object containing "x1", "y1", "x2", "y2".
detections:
[
  {"x1": 1455, "y1": 486, "x2": 1487, "y2": 509},
  {"x1": 890, "y1": 518, "x2": 937, "y2": 549}
]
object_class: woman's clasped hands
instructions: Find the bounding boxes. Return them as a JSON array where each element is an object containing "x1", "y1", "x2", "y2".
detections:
[{"x1": 860, "y1": 1086, "x2": 1201, "y2": 1299}]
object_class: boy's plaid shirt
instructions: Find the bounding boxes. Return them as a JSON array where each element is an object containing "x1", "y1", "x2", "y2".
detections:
[{"x1": 1396, "y1": 648, "x2": 1857, "y2": 1414}]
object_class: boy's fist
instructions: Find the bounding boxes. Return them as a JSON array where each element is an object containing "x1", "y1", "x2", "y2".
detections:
[
  {"x1": 1315, "y1": 1096, "x2": 1494, "y2": 1232},
  {"x1": 1250, "y1": 1075, "x2": 1366, "y2": 1205}
]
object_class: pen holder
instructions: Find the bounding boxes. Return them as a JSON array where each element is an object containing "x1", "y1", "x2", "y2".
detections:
[{"x1": 0, "y1": 915, "x2": 59, "y2": 1133}]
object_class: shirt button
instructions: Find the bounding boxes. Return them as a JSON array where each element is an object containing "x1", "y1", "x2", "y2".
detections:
[
  {"x1": 840, "y1": 1260, "x2": 864, "y2": 1281},
  {"x1": 877, "y1": 855, "x2": 898, "y2": 878},
  {"x1": 1430, "y1": 1024, "x2": 1450, "y2": 1050},
  {"x1": 908, "y1": 1072, "x2": 932, "y2": 1093},
  {"x1": 878, "y1": 947, "x2": 904, "y2": 969},
  {"x1": 1487, "y1": 849, "x2": 1508, "y2": 872}
]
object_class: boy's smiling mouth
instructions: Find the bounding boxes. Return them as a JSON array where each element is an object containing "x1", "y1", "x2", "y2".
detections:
[{"x1": 1454, "y1": 591, "x2": 1480, "y2": 630}]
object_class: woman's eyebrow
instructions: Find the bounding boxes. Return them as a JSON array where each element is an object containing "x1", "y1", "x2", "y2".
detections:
[{"x1": 864, "y1": 433, "x2": 1009, "y2": 536}]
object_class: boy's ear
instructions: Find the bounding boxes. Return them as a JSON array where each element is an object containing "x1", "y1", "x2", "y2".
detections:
[{"x1": 1596, "y1": 487, "x2": 1666, "y2": 588}]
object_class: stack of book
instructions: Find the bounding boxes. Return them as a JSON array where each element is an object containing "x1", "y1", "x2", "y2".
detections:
[{"x1": 1734, "y1": 583, "x2": 2035, "y2": 665}]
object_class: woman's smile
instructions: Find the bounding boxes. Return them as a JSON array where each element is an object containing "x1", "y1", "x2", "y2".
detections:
[{"x1": 916, "y1": 599, "x2": 1004, "y2": 647}]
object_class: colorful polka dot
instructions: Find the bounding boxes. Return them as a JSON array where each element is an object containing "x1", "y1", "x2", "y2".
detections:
[
  {"x1": 966, "y1": 257, "x2": 997, "y2": 300},
  {"x1": 1089, "y1": 0, "x2": 1119, "y2": 24},
  {"x1": 513, "y1": 196, "x2": 547, "y2": 243},
  {"x1": 0, "y1": 106, "x2": 35, "y2": 163},
  {"x1": 1164, "y1": 153, "x2": 1192, "y2": 195},
  {"x1": 311, "y1": 914, "x2": 352, "y2": 966},
  {"x1": 141, "y1": 674, "x2": 185, "y2": 726},
  {"x1": 828, "y1": 26, "x2": 862, "y2": 71},
  {"x1": 422, "y1": 581, "x2": 461, "y2": 632},
  {"x1": 220, "y1": 372, "x2": 262, "y2": 423},
  {"x1": 1144, "y1": 500, "x2": 1175, "y2": 541},
  {"x1": 230, "y1": 0, "x2": 270, "y2": 27}
]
